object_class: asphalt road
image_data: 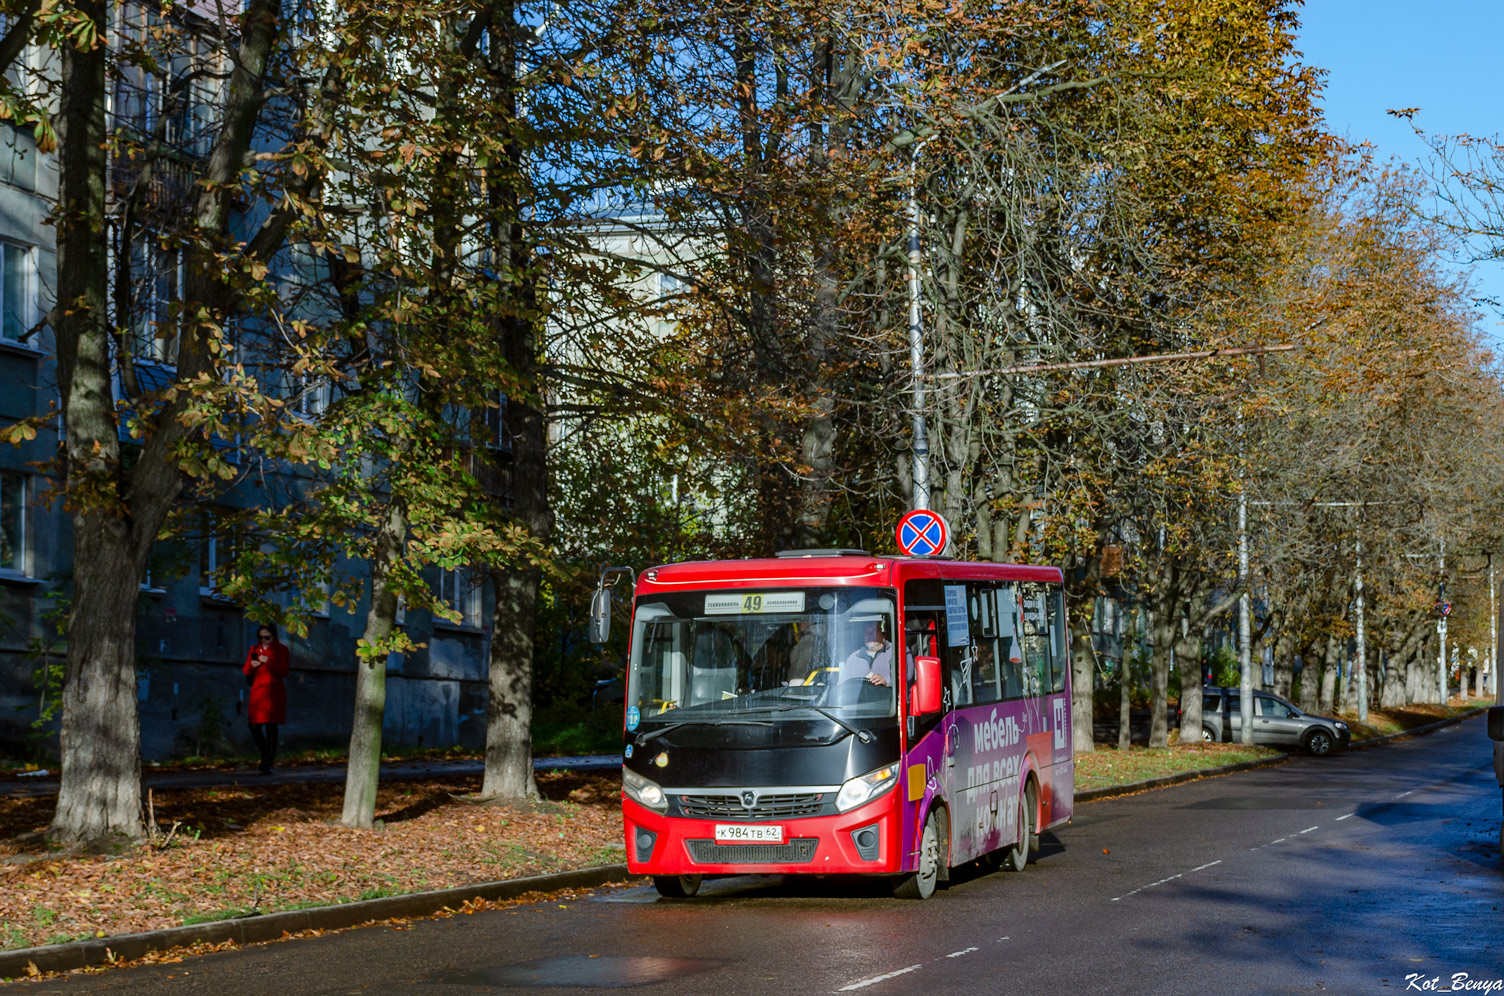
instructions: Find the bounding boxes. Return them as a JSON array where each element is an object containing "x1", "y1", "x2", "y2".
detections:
[{"x1": 10, "y1": 716, "x2": 1502, "y2": 996}]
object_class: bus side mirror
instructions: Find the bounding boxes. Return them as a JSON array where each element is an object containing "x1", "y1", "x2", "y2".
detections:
[
  {"x1": 588, "y1": 585, "x2": 612, "y2": 644},
  {"x1": 588, "y1": 566, "x2": 637, "y2": 645},
  {"x1": 1488, "y1": 706, "x2": 1503, "y2": 741},
  {"x1": 910, "y1": 656, "x2": 943, "y2": 716}
]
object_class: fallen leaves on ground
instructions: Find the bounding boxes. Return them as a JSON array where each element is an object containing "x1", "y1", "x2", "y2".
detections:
[
  {"x1": 0, "y1": 772, "x2": 623, "y2": 952},
  {"x1": 1074, "y1": 742, "x2": 1277, "y2": 793}
]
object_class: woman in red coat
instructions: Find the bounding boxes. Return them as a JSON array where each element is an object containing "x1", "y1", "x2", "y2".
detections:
[{"x1": 243, "y1": 624, "x2": 291, "y2": 774}]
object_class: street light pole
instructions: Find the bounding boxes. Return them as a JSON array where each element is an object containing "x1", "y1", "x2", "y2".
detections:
[{"x1": 907, "y1": 137, "x2": 933, "y2": 512}]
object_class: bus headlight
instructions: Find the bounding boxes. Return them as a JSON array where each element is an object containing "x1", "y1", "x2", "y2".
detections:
[
  {"x1": 836, "y1": 764, "x2": 899, "y2": 813},
  {"x1": 623, "y1": 766, "x2": 668, "y2": 813}
]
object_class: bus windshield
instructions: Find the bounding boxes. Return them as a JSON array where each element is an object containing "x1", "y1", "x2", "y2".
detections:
[{"x1": 627, "y1": 586, "x2": 899, "y2": 729}]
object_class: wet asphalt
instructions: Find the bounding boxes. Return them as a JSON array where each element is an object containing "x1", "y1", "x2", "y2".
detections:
[{"x1": 8, "y1": 715, "x2": 1501, "y2": 996}]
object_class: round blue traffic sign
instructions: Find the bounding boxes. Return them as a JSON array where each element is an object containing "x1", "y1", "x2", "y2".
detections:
[{"x1": 896, "y1": 509, "x2": 950, "y2": 557}]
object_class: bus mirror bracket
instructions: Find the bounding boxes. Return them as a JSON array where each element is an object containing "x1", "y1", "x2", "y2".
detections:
[
  {"x1": 911, "y1": 656, "x2": 943, "y2": 716},
  {"x1": 588, "y1": 566, "x2": 636, "y2": 644}
]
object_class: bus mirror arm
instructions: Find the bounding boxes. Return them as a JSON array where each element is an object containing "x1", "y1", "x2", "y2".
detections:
[
  {"x1": 588, "y1": 566, "x2": 636, "y2": 644},
  {"x1": 910, "y1": 656, "x2": 943, "y2": 716}
]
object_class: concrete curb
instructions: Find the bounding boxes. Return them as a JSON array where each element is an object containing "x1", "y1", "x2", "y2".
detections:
[
  {"x1": 1345, "y1": 706, "x2": 1489, "y2": 750},
  {"x1": 1076, "y1": 753, "x2": 1290, "y2": 803},
  {"x1": 0, "y1": 863, "x2": 637, "y2": 981},
  {"x1": 1075, "y1": 706, "x2": 1490, "y2": 804}
]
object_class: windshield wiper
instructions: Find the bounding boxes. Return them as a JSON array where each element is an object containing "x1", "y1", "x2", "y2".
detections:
[
  {"x1": 633, "y1": 717, "x2": 775, "y2": 746},
  {"x1": 756, "y1": 703, "x2": 875, "y2": 744}
]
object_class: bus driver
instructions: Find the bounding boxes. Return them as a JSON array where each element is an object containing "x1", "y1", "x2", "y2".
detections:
[{"x1": 841, "y1": 620, "x2": 894, "y2": 687}]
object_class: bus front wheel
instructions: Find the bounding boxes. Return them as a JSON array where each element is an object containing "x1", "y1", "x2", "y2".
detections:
[
  {"x1": 893, "y1": 810, "x2": 942, "y2": 899},
  {"x1": 653, "y1": 875, "x2": 702, "y2": 898}
]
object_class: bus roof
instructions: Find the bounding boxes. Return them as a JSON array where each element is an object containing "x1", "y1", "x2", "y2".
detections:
[{"x1": 636, "y1": 556, "x2": 1063, "y2": 592}]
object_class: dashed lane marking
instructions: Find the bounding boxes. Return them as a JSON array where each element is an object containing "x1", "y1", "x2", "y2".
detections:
[
  {"x1": 1299, "y1": 826, "x2": 1319, "y2": 834},
  {"x1": 1110, "y1": 859, "x2": 1222, "y2": 901},
  {"x1": 946, "y1": 948, "x2": 978, "y2": 959},
  {"x1": 837, "y1": 965, "x2": 923, "y2": 992},
  {"x1": 1336, "y1": 814, "x2": 1354, "y2": 821}
]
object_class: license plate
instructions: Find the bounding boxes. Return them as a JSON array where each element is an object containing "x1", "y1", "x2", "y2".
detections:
[{"x1": 714, "y1": 823, "x2": 784, "y2": 844}]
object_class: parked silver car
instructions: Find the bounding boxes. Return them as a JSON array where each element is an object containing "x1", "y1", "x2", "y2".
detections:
[{"x1": 1200, "y1": 687, "x2": 1351, "y2": 755}]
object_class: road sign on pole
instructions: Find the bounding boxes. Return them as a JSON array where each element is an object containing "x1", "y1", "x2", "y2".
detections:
[{"x1": 896, "y1": 509, "x2": 949, "y2": 557}]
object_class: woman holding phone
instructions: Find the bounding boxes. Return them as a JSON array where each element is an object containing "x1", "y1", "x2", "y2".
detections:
[{"x1": 243, "y1": 624, "x2": 291, "y2": 774}]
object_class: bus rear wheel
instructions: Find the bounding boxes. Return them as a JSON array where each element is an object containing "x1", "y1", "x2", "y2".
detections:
[
  {"x1": 894, "y1": 810, "x2": 941, "y2": 899},
  {"x1": 1003, "y1": 784, "x2": 1034, "y2": 872},
  {"x1": 652, "y1": 875, "x2": 702, "y2": 898}
]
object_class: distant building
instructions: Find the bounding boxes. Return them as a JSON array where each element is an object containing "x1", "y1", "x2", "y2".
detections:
[{"x1": 0, "y1": 5, "x2": 494, "y2": 760}]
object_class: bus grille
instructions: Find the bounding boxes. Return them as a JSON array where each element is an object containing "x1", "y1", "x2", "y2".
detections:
[
  {"x1": 685, "y1": 838, "x2": 820, "y2": 864},
  {"x1": 678, "y1": 793, "x2": 825, "y2": 820}
]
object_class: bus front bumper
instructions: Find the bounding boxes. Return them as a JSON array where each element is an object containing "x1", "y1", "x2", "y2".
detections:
[{"x1": 623, "y1": 793, "x2": 904, "y2": 877}]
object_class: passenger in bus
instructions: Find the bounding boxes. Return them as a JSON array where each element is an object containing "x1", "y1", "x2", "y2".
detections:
[{"x1": 787, "y1": 621, "x2": 833, "y2": 685}]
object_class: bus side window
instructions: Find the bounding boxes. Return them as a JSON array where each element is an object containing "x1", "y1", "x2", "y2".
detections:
[
  {"x1": 1020, "y1": 583, "x2": 1051, "y2": 695},
  {"x1": 1047, "y1": 587, "x2": 1067, "y2": 693},
  {"x1": 969, "y1": 583, "x2": 1003, "y2": 705},
  {"x1": 995, "y1": 583, "x2": 1023, "y2": 700}
]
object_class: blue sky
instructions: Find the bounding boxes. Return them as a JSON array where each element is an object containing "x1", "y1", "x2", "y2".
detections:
[{"x1": 1295, "y1": 0, "x2": 1504, "y2": 342}]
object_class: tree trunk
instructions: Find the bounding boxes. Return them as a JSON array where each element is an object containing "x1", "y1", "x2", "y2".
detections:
[
  {"x1": 1070, "y1": 623, "x2": 1096, "y2": 754},
  {"x1": 51, "y1": 527, "x2": 147, "y2": 842},
  {"x1": 341, "y1": 500, "x2": 408, "y2": 828},
  {"x1": 48, "y1": 0, "x2": 142, "y2": 844},
  {"x1": 483, "y1": 562, "x2": 542, "y2": 801},
  {"x1": 481, "y1": 382, "x2": 548, "y2": 802},
  {"x1": 1148, "y1": 612, "x2": 1173, "y2": 748},
  {"x1": 1318, "y1": 635, "x2": 1338, "y2": 715},
  {"x1": 1176, "y1": 626, "x2": 1204, "y2": 742},
  {"x1": 1117, "y1": 656, "x2": 1132, "y2": 751}
]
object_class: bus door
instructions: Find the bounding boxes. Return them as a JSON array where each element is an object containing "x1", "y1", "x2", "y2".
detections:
[
  {"x1": 901, "y1": 581, "x2": 953, "y2": 868},
  {"x1": 1021, "y1": 582, "x2": 1070, "y2": 828}
]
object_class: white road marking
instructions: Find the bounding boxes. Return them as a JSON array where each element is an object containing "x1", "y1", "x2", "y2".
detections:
[
  {"x1": 1299, "y1": 826, "x2": 1318, "y2": 834},
  {"x1": 1395, "y1": 790, "x2": 1413, "y2": 799},
  {"x1": 837, "y1": 965, "x2": 923, "y2": 991},
  {"x1": 1270, "y1": 838, "x2": 1286, "y2": 844},
  {"x1": 1336, "y1": 814, "x2": 1354, "y2": 821},
  {"x1": 946, "y1": 947, "x2": 978, "y2": 958},
  {"x1": 1111, "y1": 859, "x2": 1222, "y2": 901}
]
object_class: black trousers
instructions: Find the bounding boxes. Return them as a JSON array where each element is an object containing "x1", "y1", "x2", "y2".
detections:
[{"x1": 249, "y1": 722, "x2": 279, "y2": 771}]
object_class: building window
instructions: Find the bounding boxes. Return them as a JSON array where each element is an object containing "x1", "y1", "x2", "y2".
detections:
[
  {"x1": 0, "y1": 471, "x2": 25, "y2": 573},
  {"x1": 291, "y1": 373, "x2": 330, "y2": 417},
  {"x1": 1, "y1": 242, "x2": 34, "y2": 342},
  {"x1": 131, "y1": 238, "x2": 181, "y2": 363},
  {"x1": 199, "y1": 512, "x2": 233, "y2": 596},
  {"x1": 437, "y1": 568, "x2": 481, "y2": 627}
]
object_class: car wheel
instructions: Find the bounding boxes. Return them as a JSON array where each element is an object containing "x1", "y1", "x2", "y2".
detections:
[
  {"x1": 894, "y1": 809, "x2": 942, "y2": 899},
  {"x1": 1304, "y1": 728, "x2": 1334, "y2": 756},
  {"x1": 652, "y1": 875, "x2": 702, "y2": 898},
  {"x1": 1201, "y1": 726, "x2": 1215, "y2": 742},
  {"x1": 1003, "y1": 783, "x2": 1034, "y2": 872}
]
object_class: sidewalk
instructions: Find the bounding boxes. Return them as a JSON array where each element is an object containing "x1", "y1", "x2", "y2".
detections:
[{"x1": 0, "y1": 754, "x2": 621, "y2": 799}]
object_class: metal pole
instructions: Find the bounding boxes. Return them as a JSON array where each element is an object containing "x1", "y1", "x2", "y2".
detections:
[
  {"x1": 907, "y1": 139, "x2": 932, "y2": 512},
  {"x1": 1489, "y1": 554, "x2": 1495, "y2": 699},
  {"x1": 1239, "y1": 487, "x2": 1253, "y2": 744},
  {"x1": 1355, "y1": 535, "x2": 1367, "y2": 722}
]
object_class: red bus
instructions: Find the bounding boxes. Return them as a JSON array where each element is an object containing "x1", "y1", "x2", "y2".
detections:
[{"x1": 598, "y1": 549, "x2": 1074, "y2": 899}]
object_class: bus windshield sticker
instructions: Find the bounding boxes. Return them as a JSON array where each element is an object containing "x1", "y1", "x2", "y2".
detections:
[
  {"x1": 704, "y1": 592, "x2": 807, "y2": 615},
  {"x1": 944, "y1": 585, "x2": 969, "y2": 647}
]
